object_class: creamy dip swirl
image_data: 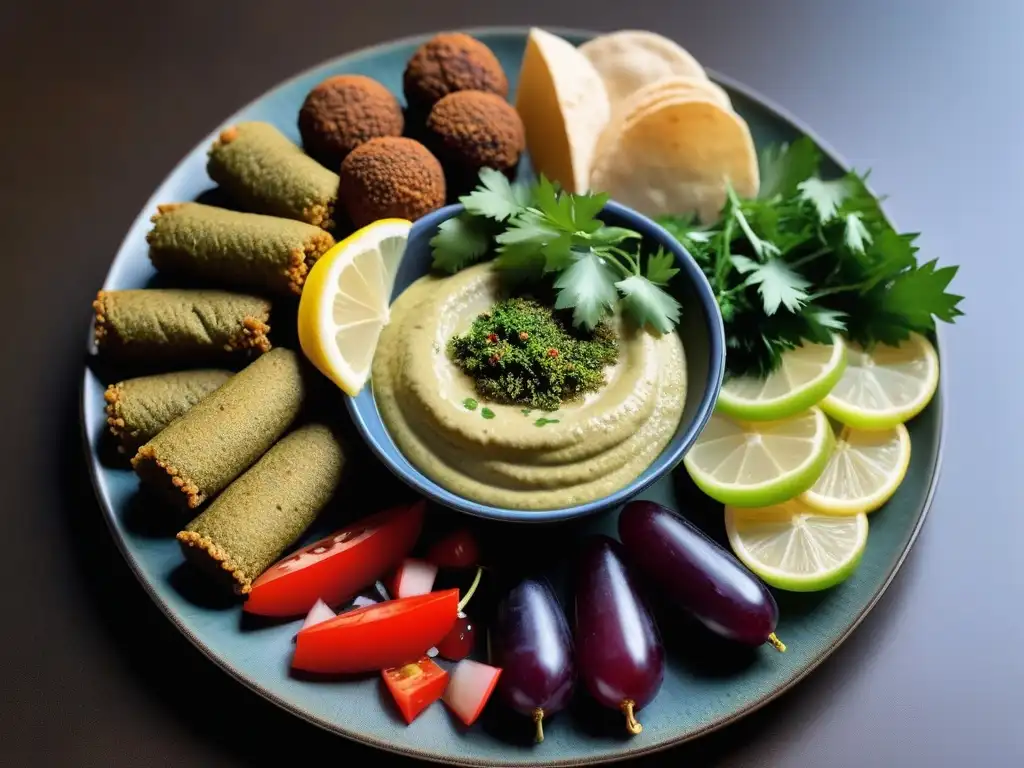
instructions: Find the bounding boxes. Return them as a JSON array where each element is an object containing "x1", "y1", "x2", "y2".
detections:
[{"x1": 371, "y1": 262, "x2": 687, "y2": 510}]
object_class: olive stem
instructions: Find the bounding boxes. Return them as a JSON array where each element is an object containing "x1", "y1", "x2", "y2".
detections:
[
  {"x1": 768, "y1": 632, "x2": 787, "y2": 652},
  {"x1": 532, "y1": 708, "x2": 545, "y2": 743},
  {"x1": 621, "y1": 699, "x2": 643, "y2": 735},
  {"x1": 458, "y1": 566, "x2": 484, "y2": 613}
]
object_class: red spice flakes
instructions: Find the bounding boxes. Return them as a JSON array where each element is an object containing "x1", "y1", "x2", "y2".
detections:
[
  {"x1": 547, "y1": 348, "x2": 559, "y2": 358},
  {"x1": 488, "y1": 354, "x2": 502, "y2": 365},
  {"x1": 519, "y1": 331, "x2": 529, "y2": 341},
  {"x1": 486, "y1": 333, "x2": 498, "y2": 343}
]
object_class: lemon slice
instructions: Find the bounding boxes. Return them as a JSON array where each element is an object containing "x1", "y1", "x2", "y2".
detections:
[
  {"x1": 725, "y1": 499, "x2": 869, "y2": 591},
  {"x1": 821, "y1": 333, "x2": 939, "y2": 430},
  {"x1": 716, "y1": 336, "x2": 846, "y2": 421},
  {"x1": 800, "y1": 424, "x2": 911, "y2": 515},
  {"x1": 683, "y1": 407, "x2": 834, "y2": 508},
  {"x1": 297, "y1": 219, "x2": 411, "y2": 396}
]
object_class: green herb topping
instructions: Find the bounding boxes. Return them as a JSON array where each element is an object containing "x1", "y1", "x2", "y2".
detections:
[
  {"x1": 462, "y1": 398, "x2": 478, "y2": 411},
  {"x1": 430, "y1": 168, "x2": 682, "y2": 334},
  {"x1": 658, "y1": 137, "x2": 964, "y2": 377},
  {"x1": 481, "y1": 407, "x2": 496, "y2": 420},
  {"x1": 534, "y1": 417, "x2": 560, "y2": 427},
  {"x1": 447, "y1": 297, "x2": 618, "y2": 411}
]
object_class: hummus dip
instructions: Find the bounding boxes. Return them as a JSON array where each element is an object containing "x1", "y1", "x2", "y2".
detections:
[{"x1": 372, "y1": 262, "x2": 687, "y2": 510}]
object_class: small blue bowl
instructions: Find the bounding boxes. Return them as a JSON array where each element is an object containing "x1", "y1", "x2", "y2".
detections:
[{"x1": 345, "y1": 202, "x2": 725, "y2": 523}]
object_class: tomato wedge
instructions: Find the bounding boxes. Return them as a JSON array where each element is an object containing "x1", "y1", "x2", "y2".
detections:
[
  {"x1": 245, "y1": 500, "x2": 425, "y2": 617},
  {"x1": 382, "y1": 657, "x2": 449, "y2": 724},
  {"x1": 292, "y1": 589, "x2": 459, "y2": 674},
  {"x1": 427, "y1": 529, "x2": 480, "y2": 569}
]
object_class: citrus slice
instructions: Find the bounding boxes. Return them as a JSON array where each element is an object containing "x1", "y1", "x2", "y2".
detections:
[
  {"x1": 800, "y1": 423, "x2": 910, "y2": 514},
  {"x1": 683, "y1": 407, "x2": 834, "y2": 508},
  {"x1": 821, "y1": 333, "x2": 939, "y2": 430},
  {"x1": 297, "y1": 218, "x2": 411, "y2": 396},
  {"x1": 725, "y1": 499, "x2": 868, "y2": 591},
  {"x1": 717, "y1": 336, "x2": 846, "y2": 421}
]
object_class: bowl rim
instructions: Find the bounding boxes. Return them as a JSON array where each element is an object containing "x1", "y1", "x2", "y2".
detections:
[{"x1": 344, "y1": 199, "x2": 727, "y2": 523}]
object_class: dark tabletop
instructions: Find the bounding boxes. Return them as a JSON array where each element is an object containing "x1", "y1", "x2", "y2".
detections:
[{"x1": 2, "y1": 0, "x2": 1021, "y2": 765}]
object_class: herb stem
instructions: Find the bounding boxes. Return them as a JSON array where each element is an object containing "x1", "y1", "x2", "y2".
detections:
[
  {"x1": 598, "y1": 248, "x2": 635, "y2": 278},
  {"x1": 810, "y1": 283, "x2": 863, "y2": 299},
  {"x1": 788, "y1": 247, "x2": 830, "y2": 269},
  {"x1": 714, "y1": 217, "x2": 734, "y2": 292}
]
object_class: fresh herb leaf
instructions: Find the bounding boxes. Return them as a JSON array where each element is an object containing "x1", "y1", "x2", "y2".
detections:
[
  {"x1": 553, "y1": 251, "x2": 620, "y2": 330},
  {"x1": 877, "y1": 259, "x2": 963, "y2": 325},
  {"x1": 496, "y1": 209, "x2": 563, "y2": 249},
  {"x1": 459, "y1": 167, "x2": 530, "y2": 222},
  {"x1": 805, "y1": 305, "x2": 848, "y2": 332},
  {"x1": 661, "y1": 156, "x2": 962, "y2": 376},
  {"x1": 729, "y1": 186, "x2": 780, "y2": 258},
  {"x1": 645, "y1": 247, "x2": 680, "y2": 286},
  {"x1": 615, "y1": 275, "x2": 682, "y2": 334},
  {"x1": 798, "y1": 177, "x2": 851, "y2": 223},
  {"x1": 463, "y1": 398, "x2": 478, "y2": 410},
  {"x1": 481, "y1": 407, "x2": 496, "y2": 419},
  {"x1": 843, "y1": 212, "x2": 873, "y2": 254},
  {"x1": 539, "y1": 235, "x2": 576, "y2": 273},
  {"x1": 758, "y1": 137, "x2": 821, "y2": 200},
  {"x1": 430, "y1": 214, "x2": 492, "y2": 274},
  {"x1": 430, "y1": 169, "x2": 687, "y2": 334},
  {"x1": 732, "y1": 255, "x2": 810, "y2": 315},
  {"x1": 568, "y1": 191, "x2": 611, "y2": 231},
  {"x1": 494, "y1": 243, "x2": 547, "y2": 285},
  {"x1": 532, "y1": 175, "x2": 576, "y2": 231}
]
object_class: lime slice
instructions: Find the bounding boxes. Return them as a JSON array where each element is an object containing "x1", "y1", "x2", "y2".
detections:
[
  {"x1": 801, "y1": 424, "x2": 911, "y2": 515},
  {"x1": 297, "y1": 218, "x2": 411, "y2": 396},
  {"x1": 821, "y1": 333, "x2": 939, "y2": 430},
  {"x1": 725, "y1": 500, "x2": 868, "y2": 591},
  {"x1": 716, "y1": 336, "x2": 846, "y2": 421},
  {"x1": 683, "y1": 407, "x2": 834, "y2": 507}
]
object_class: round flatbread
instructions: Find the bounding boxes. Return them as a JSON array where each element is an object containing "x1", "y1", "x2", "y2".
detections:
[
  {"x1": 590, "y1": 98, "x2": 759, "y2": 223},
  {"x1": 515, "y1": 27, "x2": 611, "y2": 193},
  {"x1": 592, "y1": 78, "x2": 733, "y2": 187},
  {"x1": 579, "y1": 31, "x2": 708, "y2": 110},
  {"x1": 623, "y1": 75, "x2": 732, "y2": 116}
]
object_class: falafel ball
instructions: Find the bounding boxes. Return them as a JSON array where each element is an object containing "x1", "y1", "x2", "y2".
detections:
[
  {"x1": 338, "y1": 137, "x2": 446, "y2": 228},
  {"x1": 298, "y1": 75, "x2": 404, "y2": 169},
  {"x1": 403, "y1": 33, "x2": 508, "y2": 113},
  {"x1": 426, "y1": 90, "x2": 525, "y2": 194}
]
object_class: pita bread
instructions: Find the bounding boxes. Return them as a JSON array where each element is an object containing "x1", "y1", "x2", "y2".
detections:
[
  {"x1": 590, "y1": 98, "x2": 759, "y2": 223},
  {"x1": 515, "y1": 28, "x2": 610, "y2": 193}
]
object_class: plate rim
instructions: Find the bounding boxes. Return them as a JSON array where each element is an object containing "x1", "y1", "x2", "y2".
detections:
[{"x1": 79, "y1": 24, "x2": 948, "y2": 767}]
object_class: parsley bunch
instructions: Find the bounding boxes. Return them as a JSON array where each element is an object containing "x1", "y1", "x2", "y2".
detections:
[
  {"x1": 659, "y1": 137, "x2": 964, "y2": 377},
  {"x1": 429, "y1": 169, "x2": 682, "y2": 334}
]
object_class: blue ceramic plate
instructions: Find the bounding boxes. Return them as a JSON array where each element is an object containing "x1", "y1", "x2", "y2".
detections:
[{"x1": 81, "y1": 27, "x2": 945, "y2": 767}]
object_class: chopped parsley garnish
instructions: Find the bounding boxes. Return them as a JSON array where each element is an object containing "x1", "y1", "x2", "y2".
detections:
[
  {"x1": 534, "y1": 417, "x2": 560, "y2": 427},
  {"x1": 430, "y1": 168, "x2": 682, "y2": 334},
  {"x1": 447, "y1": 297, "x2": 618, "y2": 411},
  {"x1": 658, "y1": 137, "x2": 964, "y2": 377},
  {"x1": 462, "y1": 398, "x2": 478, "y2": 411},
  {"x1": 481, "y1": 407, "x2": 496, "y2": 420}
]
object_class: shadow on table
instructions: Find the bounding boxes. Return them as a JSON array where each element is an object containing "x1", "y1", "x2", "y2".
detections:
[{"x1": 57, "y1": 373, "x2": 924, "y2": 767}]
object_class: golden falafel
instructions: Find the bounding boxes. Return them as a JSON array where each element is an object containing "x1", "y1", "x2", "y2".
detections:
[
  {"x1": 338, "y1": 137, "x2": 446, "y2": 228},
  {"x1": 425, "y1": 90, "x2": 525, "y2": 194},
  {"x1": 298, "y1": 75, "x2": 404, "y2": 169},
  {"x1": 403, "y1": 33, "x2": 508, "y2": 113}
]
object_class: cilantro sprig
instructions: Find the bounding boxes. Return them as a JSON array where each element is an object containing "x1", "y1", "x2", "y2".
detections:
[
  {"x1": 660, "y1": 137, "x2": 964, "y2": 377},
  {"x1": 430, "y1": 168, "x2": 682, "y2": 333}
]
